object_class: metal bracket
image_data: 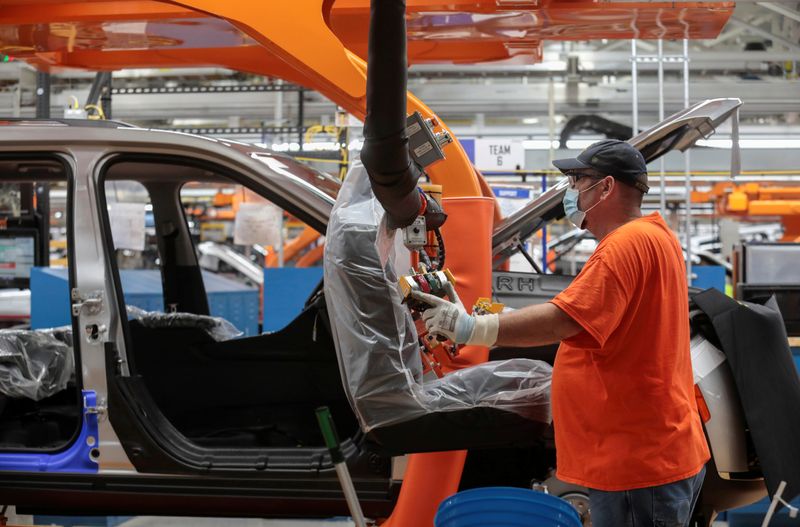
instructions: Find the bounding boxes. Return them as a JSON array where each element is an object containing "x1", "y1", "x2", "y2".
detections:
[
  {"x1": 491, "y1": 234, "x2": 522, "y2": 258},
  {"x1": 83, "y1": 393, "x2": 108, "y2": 421},
  {"x1": 71, "y1": 288, "x2": 104, "y2": 317}
]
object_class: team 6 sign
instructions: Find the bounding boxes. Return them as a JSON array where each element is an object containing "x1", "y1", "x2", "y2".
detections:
[{"x1": 474, "y1": 139, "x2": 525, "y2": 171}]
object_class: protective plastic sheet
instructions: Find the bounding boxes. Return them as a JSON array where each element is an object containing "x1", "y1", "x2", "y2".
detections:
[
  {"x1": 0, "y1": 307, "x2": 240, "y2": 401},
  {"x1": 126, "y1": 306, "x2": 242, "y2": 341},
  {"x1": 0, "y1": 327, "x2": 74, "y2": 401},
  {"x1": 324, "y1": 163, "x2": 552, "y2": 432}
]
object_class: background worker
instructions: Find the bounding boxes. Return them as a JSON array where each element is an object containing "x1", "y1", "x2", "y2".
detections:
[{"x1": 413, "y1": 139, "x2": 711, "y2": 527}]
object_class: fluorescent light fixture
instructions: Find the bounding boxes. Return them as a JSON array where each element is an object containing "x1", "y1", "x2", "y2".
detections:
[
  {"x1": 565, "y1": 139, "x2": 595, "y2": 149},
  {"x1": 270, "y1": 141, "x2": 349, "y2": 152},
  {"x1": 522, "y1": 117, "x2": 540, "y2": 124},
  {"x1": 302, "y1": 141, "x2": 339, "y2": 151},
  {"x1": 697, "y1": 138, "x2": 800, "y2": 149},
  {"x1": 521, "y1": 139, "x2": 559, "y2": 149},
  {"x1": 695, "y1": 139, "x2": 733, "y2": 148}
]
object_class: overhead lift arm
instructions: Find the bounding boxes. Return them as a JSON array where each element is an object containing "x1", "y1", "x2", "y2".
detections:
[{"x1": 360, "y1": 0, "x2": 446, "y2": 230}]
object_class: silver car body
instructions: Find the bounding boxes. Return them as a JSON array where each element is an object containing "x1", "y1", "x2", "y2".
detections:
[{"x1": 0, "y1": 120, "x2": 337, "y2": 473}]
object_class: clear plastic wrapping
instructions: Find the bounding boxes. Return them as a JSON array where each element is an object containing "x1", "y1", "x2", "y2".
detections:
[
  {"x1": 126, "y1": 305, "x2": 242, "y2": 341},
  {"x1": 324, "y1": 163, "x2": 552, "y2": 432},
  {"x1": 0, "y1": 306, "x2": 242, "y2": 402},
  {"x1": 0, "y1": 327, "x2": 75, "y2": 401}
]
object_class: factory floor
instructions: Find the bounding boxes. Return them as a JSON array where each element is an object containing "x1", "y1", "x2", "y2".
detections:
[
  {"x1": 5, "y1": 507, "x2": 741, "y2": 527},
  {"x1": 4, "y1": 509, "x2": 358, "y2": 527}
]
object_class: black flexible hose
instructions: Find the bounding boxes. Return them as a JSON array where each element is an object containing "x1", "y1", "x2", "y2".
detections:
[
  {"x1": 360, "y1": 0, "x2": 425, "y2": 229},
  {"x1": 434, "y1": 228, "x2": 445, "y2": 270}
]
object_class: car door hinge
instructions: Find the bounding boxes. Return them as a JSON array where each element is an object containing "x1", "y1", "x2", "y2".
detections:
[
  {"x1": 71, "y1": 288, "x2": 104, "y2": 317},
  {"x1": 83, "y1": 394, "x2": 107, "y2": 418}
]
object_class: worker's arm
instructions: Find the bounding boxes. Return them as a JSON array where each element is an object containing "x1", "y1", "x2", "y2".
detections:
[
  {"x1": 495, "y1": 302, "x2": 582, "y2": 347},
  {"x1": 411, "y1": 288, "x2": 583, "y2": 347}
]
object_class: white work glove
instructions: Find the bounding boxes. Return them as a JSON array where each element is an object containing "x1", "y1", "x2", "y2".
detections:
[{"x1": 410, "y1": 283, "x2": 499, "y2": 347}]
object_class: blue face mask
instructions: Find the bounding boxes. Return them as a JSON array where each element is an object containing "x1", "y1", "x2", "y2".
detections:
[{"x1": 563, "y1": 180, "x2": 603, "y2": 229}]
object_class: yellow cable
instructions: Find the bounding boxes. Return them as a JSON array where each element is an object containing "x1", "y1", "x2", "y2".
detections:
[{"x1": 84, "y1": 104, "x2": 106, "y2": 120}]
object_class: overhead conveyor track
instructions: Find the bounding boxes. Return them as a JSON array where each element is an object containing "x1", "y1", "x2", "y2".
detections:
[{"x1": 111, "y1": 84, "x2": 304, "y2": 95}]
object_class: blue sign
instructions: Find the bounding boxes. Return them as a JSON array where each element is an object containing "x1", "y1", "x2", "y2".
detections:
[
  {"x1": 459, "y1": 138, "x2": 475, "y2": 163},
  {"x1": 492, "y1": 187, "x2": 532, "y2": 199}
]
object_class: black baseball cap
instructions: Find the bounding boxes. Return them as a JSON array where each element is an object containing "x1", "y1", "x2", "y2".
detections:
[{"x1": 553, "y1": 139, "x2": 650, "y2": 193}]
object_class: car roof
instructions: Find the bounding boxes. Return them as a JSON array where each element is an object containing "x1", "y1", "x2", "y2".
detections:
[
  {"x1": 0, "y1": 118, "x2": 137, "y2": 128},
  {"x1": 0, "y1": 119, "x2": 340, "y2": 229}
]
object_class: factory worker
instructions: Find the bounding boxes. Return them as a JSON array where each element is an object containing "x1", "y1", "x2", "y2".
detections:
[{"x1": 414, "y1": 139, "x2": 710, "y2": 527}]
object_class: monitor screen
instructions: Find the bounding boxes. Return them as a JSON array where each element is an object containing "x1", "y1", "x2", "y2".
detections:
[{"x1": 0, "y1": 235, "x2": 35, "y2": 284}]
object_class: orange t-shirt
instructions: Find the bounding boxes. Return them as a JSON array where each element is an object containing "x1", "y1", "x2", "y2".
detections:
[{"x1": 550, "y1": 213, "x2": 710, "y2": 491}]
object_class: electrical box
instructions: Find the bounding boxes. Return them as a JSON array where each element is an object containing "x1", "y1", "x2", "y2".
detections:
[
  {"x1": 406, "y1": 111, "x2": 452, "y2": 169},
  {"x1": 734, "y1": 242, "x2": 800, "y2": 336}
]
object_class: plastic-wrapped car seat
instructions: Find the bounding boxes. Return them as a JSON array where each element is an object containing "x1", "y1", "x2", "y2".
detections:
[
  {"x1": 0, "y1": 327, "x2": 74, "y2": 401},
  {"x1": 0, "y1": 310, "x2": 238, "y2": 404},
  {"x1": 126, "y1": 305, "x2": 242, "y2": 341},
  {"x1": 323, "y1": 163, "x2": 552, "y2": 454}
]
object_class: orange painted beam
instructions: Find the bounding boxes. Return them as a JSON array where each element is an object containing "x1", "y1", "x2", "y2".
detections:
[
  {"x1": 329, "y1": 1, "x2": 733, "y2": 56},
  {"x1": 748, "y1": 200, "x2": 800, "y2": 216},
  {"x1": 24, "y1": 47, "x2": 315, "y2": 87},
  {"x1": 0, "y1": 1, "x2": 481, "y2": 197},
  {"x1": 0, "y1": 0, "x2": 734, "y2": 67},
  {"x1": 0, "y1": 1, "x2": 194, "y2": 24},
  {"x1": 164, "y1": 0, "x2": 480, "y2": 198}
]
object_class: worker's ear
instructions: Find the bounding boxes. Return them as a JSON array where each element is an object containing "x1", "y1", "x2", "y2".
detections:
[{"x1": 600, "y1": 176, "x2": 615, "y2": 200}]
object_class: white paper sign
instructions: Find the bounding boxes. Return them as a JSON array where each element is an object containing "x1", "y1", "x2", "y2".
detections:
[
  {"x1": 474, "y1": 139, "x2": 525, "y2": 171},
  {"x1": 109, "y1": 202, "x2": 146, "y2": 251},
  {"x1": 234, "y1": 202, "x2": 283, "y2": 247}
]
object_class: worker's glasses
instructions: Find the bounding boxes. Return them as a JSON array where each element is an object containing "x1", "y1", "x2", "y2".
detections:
[{"x1": 566, "y1": 172, "x2": 605, "y2": 188}]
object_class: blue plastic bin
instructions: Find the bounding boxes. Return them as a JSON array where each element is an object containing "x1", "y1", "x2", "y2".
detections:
[
  {"x1": 263, "y1": 267, "x2": 324, "y2": 332},
  {"x1": 435, "y1": 487, "x2": 582, "y2": 527}
]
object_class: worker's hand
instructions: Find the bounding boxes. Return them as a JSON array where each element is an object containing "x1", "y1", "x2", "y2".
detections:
[
  {"x1": 410, "y1": 290, "x2": 474, "y2": 344},
  {"x1": 410, "y1": 287, "x2": 500, "y2": 347}
]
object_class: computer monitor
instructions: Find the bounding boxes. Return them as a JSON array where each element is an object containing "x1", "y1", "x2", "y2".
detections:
[{"x1": 0, "y1": 230, "x2": 37, "y2": 288}]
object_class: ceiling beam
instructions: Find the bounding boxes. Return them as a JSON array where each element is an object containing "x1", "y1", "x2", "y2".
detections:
[
  {"x1": 728, "y1": 15, "x2": 800, "y2": 52},
  {"x1": 704, "y1": 14, "x2": 773, "y2": 47},
  {"x1": 757, "y1": 1, "x2": 800, "y2": 23}
]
